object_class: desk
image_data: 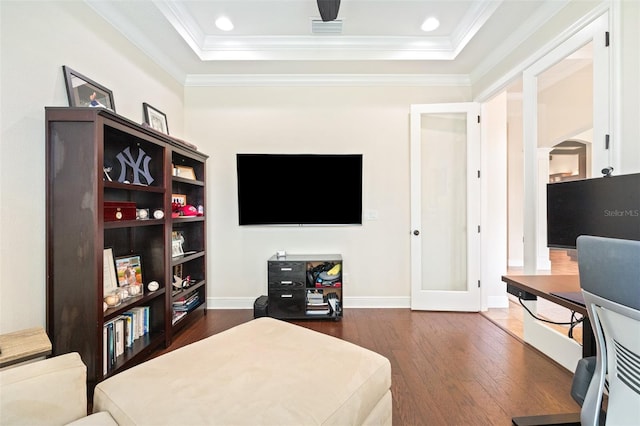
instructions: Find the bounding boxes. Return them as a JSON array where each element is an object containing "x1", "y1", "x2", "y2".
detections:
[
  {"x1": 501, "y1": 275, "x2": 595, "y2": 359},
  {"x1": 0, "y1": 327, "x2": 52, "y2": 368},
  {"x1": 503, "y1": 275, "x2": 590, "y2": 426}
]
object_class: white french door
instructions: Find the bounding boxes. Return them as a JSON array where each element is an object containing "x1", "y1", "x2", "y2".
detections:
[{"x1": 410, "y1": 103, "x2": 481, "y2": 311}]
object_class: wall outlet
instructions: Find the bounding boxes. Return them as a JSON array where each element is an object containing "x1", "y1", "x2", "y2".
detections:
[{"x1": 364, "y1": 209, "x2": 379, "y2": 220}]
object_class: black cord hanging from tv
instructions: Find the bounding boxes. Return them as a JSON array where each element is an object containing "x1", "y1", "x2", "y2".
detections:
[{"x1": 317, "y1": 0, "x2": 341, "y2": 22}]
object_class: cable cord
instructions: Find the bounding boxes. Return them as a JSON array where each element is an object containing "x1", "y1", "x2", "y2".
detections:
[{"x1": 518, "y1": 297, "x2": 585, "y2": 341}]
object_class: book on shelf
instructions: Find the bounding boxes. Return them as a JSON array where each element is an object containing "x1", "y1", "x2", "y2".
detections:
[
  {"x1": 173, "y1": 292, "x2": 199, "y2": 312},
  {"x1": 305, "y1": 308, "x2": 331, "y2": 315},
  {"x1": 114, "y1": 318, "x2": 125, "y2": 357},
  {"x1": 306, "y1": 303, "x2": 330, "y2": 309},
  {"x1": 104, "y1": 321, "x2": 115, "y2": 372},
  {"x1": 103, "y1": 326, "x2": 108, "y2": 375},
  {"x1": 121, "y1": 314, "x2": 133, "y2": 347},
  {"x1": 121, "y1": 306, "x2": 150, "y2": 342},
  {"x1": 121, "y1": 311, "x2": 139, "y2": 340},
  {"x1": 172, "y1": 310, "x2": 187, "y2": 325}
]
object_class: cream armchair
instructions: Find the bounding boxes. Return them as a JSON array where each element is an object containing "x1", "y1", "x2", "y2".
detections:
[{"x1": 0, "y1": 352, "x2": 116, "y2": 426}]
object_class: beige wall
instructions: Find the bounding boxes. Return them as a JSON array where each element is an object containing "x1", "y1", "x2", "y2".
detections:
[
  {"x1": 184, "y1": 86, "x2": 471, "y2": 307},
  {"x1": 618, "y1": 0, "x2": 640, "y2": 174},
  {"x1": 0, "y1": 1, "x2": 184, "y2": 333},
  {"x1": 1, "y1": 0, "x2": 638, "y2": 333},
  {"x1": 538, "y1": 64, "x2": 593, "y2": 148}
]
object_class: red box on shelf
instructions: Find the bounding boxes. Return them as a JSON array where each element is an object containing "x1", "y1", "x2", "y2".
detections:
[{"x1": 104, "y1": 201, "x2": 136, "y2": 221}]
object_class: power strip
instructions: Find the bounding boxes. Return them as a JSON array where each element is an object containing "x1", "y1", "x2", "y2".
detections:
[{"x1": 506, "y1": 283, "x2": 537, "y2": 300}]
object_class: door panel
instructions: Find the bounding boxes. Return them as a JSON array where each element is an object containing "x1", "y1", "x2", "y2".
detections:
[{"x1": 410, "y1": 103, "x2": 481, "y2": 311}]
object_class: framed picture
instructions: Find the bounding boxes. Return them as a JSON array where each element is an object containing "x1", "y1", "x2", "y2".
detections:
[
  {"x1": 172, "y1": 240, "x2": 185, "y2": 258},
  {"x1": 103, "y1": 248, "x2": 118, "y2": 297},
  {"x1": 63, "y1": 66, "x2": 115, "y2": 111},
  {"x1": 172, "y1": 194, "x2": 187, "y2": 206},
  {"x1": 115, "y1": 254, "x2": 143, "y2": 295},
  {"x1": 175, "y1": 165, "x2": 196, "y2": 180},
  {"x1": 172, "y1": 231, "x2": 185, "y2": 258},
  {"x1": 143, "y1": 102, "x2": 169, "y2": 134}
]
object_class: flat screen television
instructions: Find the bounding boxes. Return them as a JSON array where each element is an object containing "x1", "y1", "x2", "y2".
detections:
[
  {"x1": 236, "y1": 154, "x2": 363, "y2": 226},
  {"x1": 546, "y1": 173, "x2": 640, "y2": 249}
]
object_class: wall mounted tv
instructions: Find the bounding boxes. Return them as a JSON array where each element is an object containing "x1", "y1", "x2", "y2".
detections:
[
  {"x1": 236, "y1": 154, "x2": 363, "y2": 226},
  {"x1": 546, "y1": 173, "x2": 640, "y2": 249}
]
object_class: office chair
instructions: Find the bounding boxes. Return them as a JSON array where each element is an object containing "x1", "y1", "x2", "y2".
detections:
[{"x1": 577, "y1": 235, "x2": 640, "y2": 426}]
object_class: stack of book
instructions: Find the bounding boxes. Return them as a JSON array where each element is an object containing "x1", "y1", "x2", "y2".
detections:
[
  {"x1": 103, "y1": 306, "x2": 150, "y2": 374},
  {"x1": 172, "y1": 291, "x2": 200, "y2": 324},
  {"x1": 306, "y1": 289, "x2": 330, "y2": 315}
]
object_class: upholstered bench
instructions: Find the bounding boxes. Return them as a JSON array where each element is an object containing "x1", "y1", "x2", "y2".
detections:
[{"x1": 93, "y1": 317, "x2": 392, "y2": 425}]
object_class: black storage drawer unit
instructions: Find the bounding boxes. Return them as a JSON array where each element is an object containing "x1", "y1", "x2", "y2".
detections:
[{"x1": 266, "y1": 254, "x2": 343, "y2": 320}]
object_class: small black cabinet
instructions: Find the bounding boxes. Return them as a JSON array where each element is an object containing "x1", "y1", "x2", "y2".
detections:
[{"x1": 267, "y1": 254, "x2": 343, "y2": 320}]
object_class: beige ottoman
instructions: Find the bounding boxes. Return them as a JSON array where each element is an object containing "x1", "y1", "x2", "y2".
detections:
[{"x1": 93, "y1": 317, "x2": 392, "y2": 425}]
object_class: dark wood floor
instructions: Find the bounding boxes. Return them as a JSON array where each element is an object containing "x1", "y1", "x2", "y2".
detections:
[{"x1": 153, "y1": 309, "x2": 580, "y2": 425}]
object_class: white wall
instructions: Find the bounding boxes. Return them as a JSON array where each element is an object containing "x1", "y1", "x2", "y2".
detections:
[
  {"x1": 507, "y1": 91, "x2": 524, "y2": 268},
  {"x1": 538, "y1": 64, "x2": 593, "y2": 148},
  {"x1": 184, "y1": 86, "x2": 471, "y2": 308},
  {"x1": 0, "y1": 1, "x2": 184, "y2": 333},
  {"x1": 481, "y1": 93, "x2": 508, "y2": 309},
  {"x1": 618, "y1": 0, "x2": 640, "y2": 174},
  {"x1": 1, "y1": 0, "x2": 638, "y2": 333}
]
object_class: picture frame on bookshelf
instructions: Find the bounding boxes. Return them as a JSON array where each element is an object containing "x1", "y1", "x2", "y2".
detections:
[
  {"x1": 172, "y1": 231, "x2": 185, "y2": 258},
  {"x1": 63, "y1": 66, "x2": 115, "y2": 111},
  {"x1": 115, "y1": 254, "x2": 144, "y2": 297},
  {"x1": 142, "y1": 102, "x2": 169, "y2": 135},
  {"x1": 175, "y1": 165, "x2": 196, "y2": 180},
  {"x1": 172, "y1": 194, "x2": 187, "y2": 206},
  {"x1": 103, "y1": 248, "x2": 118, "y2": 297}
]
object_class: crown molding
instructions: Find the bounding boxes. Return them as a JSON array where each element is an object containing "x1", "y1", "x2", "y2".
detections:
[
  {"x1": 195, "y1": 36, "x2": 455, "y2": 61},
  {"x1": 450, "y1": 0, "x2": 503, "y2": 57},
  {"x1": 184, "y1": 73, "x2": 471, "y2": 87},
  {"x1": 470, "y1": 0, "x2": 569, "y2": 86}
]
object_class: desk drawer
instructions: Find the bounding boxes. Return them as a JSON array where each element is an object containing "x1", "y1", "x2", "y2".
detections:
[
  {"x1": 268, "y1": 278, "x2": 305, "y2": 289},
  {"x1": 268, "y1": 261, "x2": 305, "y2": 276},
  {"x1": 268, "y1": 288, "x2": 305, "y2": 318}
]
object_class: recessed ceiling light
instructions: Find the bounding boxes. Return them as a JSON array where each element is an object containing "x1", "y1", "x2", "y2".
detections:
[
  {"x1": 215, "y1": 16, "x2": 234, "y2": 31},
  {"x1": 421, "y1": 17, "x2": 440, "y2": 32}
]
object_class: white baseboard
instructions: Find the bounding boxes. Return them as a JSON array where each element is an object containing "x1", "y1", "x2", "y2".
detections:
[
  {"x1": 207, "y1": 296, "x2": 411, "y2": 310},
  {"x1": 487, "y1": 295, "x2": 509, "y2": 309},
  {"x1": 508, "y1": 259, "x2": 523, "y2": 268}
]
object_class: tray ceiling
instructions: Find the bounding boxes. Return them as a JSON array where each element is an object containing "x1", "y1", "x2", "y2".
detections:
[{"x1": 85, "y1": 0, "x2": 570, "y2": 85}]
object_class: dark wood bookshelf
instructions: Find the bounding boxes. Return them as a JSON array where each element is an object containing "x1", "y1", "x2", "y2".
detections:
[{"x1": 46, "y1": 107, "x2": 208, "y2": 390}]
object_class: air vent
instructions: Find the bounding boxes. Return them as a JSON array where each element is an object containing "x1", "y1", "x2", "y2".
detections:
[{"x1": 311, "y1": 19, "x2": 343, "y2": 34}]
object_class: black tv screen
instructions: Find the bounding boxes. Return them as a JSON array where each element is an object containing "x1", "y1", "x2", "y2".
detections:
[
  {"x1": 546, "y1": 173, "x2": 640, "y2": 249},
  {"x1": 236, "y1": 154, "x2": 363, "y2": 226}
]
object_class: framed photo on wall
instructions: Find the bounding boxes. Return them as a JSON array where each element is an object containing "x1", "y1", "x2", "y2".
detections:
[
  {"x1": 143, "y1": 102, "x2": 169, "y2": 135},
  {"x1": 63, "y1": 66, "x2": 115, "y2": 111}
]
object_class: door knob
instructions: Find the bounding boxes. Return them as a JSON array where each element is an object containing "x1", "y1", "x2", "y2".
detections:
[{"x1": 413, "y1": 230, "x2": 420, "y2": 236}]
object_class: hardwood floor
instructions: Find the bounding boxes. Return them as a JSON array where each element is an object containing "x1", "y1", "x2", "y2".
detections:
[{"x1": 154, "y1": 309, "x2": 580, "y2": 425}]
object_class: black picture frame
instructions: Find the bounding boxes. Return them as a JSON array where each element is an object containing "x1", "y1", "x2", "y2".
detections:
[
  {"x1": 62, "y1": 66, "x2": 115, "y2": 111},
  {"x1": 143, "y1": 102, "x2": 169, "y2": 135}
]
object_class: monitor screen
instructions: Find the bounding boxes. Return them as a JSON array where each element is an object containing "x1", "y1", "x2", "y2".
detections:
[
  {"x1": 546, "y1": 173, "x2": 640, "y2": 249},
  {"x1": 236, "y1": 154, "x2": 363, "y2": 226}
]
